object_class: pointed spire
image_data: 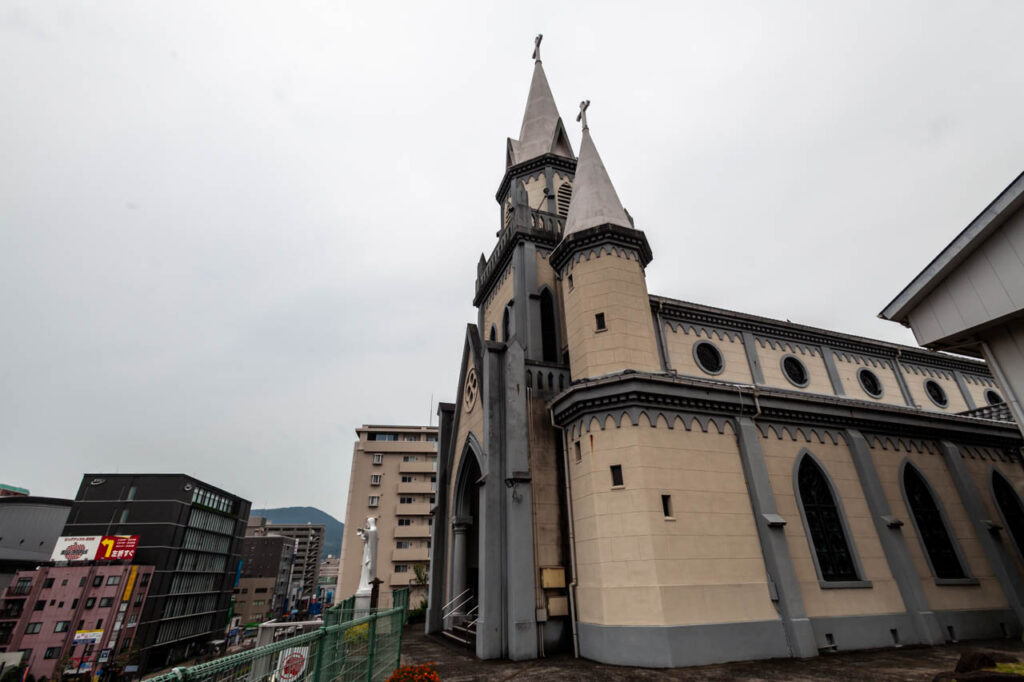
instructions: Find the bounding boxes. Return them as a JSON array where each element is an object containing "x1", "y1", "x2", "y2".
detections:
[
  {"x1": 563, "y1": 101, "x2": 632, "y2": 237},
  {"x1": 507, "y1": 35, "x2": 574, "y2": 166}
]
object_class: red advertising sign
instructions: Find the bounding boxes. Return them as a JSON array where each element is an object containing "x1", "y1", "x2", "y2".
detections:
[{"x1": 97, "y1": 535, "x2": 139, "y2": 561}]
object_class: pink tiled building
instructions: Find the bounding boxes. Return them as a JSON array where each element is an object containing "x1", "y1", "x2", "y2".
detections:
[{"x1": 0, "y1": 563, "x2": 154, "y2": 679}]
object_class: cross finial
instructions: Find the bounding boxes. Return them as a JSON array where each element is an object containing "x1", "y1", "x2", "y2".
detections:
[
  {"x1": 532, "y1": 34, "x2": 543, "y2": 62},
  {"x1": 576, "y1": 100, "x2": 591, "y2": 130}
]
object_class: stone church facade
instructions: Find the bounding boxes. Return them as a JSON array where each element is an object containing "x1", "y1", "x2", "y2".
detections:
[{"x1": 425, "y1": 44, "x2": 1024, "y2": 668}]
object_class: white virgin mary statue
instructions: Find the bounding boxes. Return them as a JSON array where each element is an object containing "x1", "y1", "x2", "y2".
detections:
[{"x1": 355, "y1": 517, "x2": 378, "y2": 596}]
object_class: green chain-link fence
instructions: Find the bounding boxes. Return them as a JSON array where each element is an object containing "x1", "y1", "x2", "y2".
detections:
[{"x1": 147, "y1": 588, "x2": 408, "y2": 682}]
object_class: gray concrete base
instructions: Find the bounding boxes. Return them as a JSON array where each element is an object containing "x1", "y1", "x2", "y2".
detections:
[
  {"x1": 577, "y1": 619, "x2": 789, "y2": 668},
  {"x1": 809, "y1": 613, "x2": 917, "y2": 650},
  {"x1": 935, "y1": 608, "x2": 1021, "y2": 642}
]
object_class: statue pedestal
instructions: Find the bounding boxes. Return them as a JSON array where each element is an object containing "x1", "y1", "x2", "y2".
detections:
[{"x1": 354, "y1": 591, "x2": 371, "y2": 612}]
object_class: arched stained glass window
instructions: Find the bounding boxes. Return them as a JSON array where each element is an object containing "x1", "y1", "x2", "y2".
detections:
[
  {"x1": 903, "y1": 464, "x2": 966, "y2": 579},
  {"x1": 540, "y1": 289, "x2": 558, "y2": 362},
  {"x1": 993, "y1": 471, "x2": 1024, "y2": 558},
  {"x1": 797, "y1": 457, "x2": 858, "y2": 581}
]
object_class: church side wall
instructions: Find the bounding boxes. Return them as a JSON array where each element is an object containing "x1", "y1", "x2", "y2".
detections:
[
  {"x1": 832, "y1": 356, "x2": 907, "y2": 407},
  {"x1": 483, "y1": 266, "x2": 516, "y2": 342},
  {"x1": 899, "y1": 366, "x2": 970, "y2": 413},
  {"x1": 755, "y1": 343, "x2": 833, "y2": 395},
  {"x1": 570, "y1": 414, "x2": 777, "y2": 628},
  {"x1": 961, "y1": 373, "x2": 1004, "y2": 409},
  {"x1": 963, "y1": 451, "x2": 1024, "y2": 579},
  {"x1": 759, "y1": 431, "x2": 903, "y2": 618},
  {"x1": 663, "y1": 325, "x2": 753, "y2": 384},
  {"x1": 868, "y1": 440, "x2": 1008, "y2": 614}
]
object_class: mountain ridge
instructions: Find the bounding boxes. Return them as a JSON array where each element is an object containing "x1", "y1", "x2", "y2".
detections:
[{"x1": 250, "y1": 506, "x2": 344, "y2": 560}]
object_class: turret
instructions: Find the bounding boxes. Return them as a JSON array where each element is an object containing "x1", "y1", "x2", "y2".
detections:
[{"x1": 549, "y1": 101, "x2": 661, "y2": 381}]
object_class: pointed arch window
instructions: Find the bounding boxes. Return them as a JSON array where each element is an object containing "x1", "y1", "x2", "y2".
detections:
[
  {"x1": 502, "y1": 303, "x2": 512, "y2": 342},
  {"x1": 902, "y1": 464, "x2": 966, "y2": 580},
  {"x1": 796, "y1": 456, "x2": 859, "y2": 582},
  {"x1": 993, "y1": 471, "x2": 1024, "y2": 559},
  {"x1": 540, "y1": 289, "x2": 558, "y2": 362}
]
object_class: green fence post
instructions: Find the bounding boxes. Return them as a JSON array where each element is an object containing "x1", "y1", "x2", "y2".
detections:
[
  {"x1": 365, "y1": 613, "x2": 378, "y2": 682},
  {"x1": 394, "y1": 607, "x2": 403, "y2": 673}
]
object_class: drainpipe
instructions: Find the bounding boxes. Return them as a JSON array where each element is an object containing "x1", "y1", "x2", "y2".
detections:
[{"x1": 550, "y1": 411, "x2": 580, "y2": 658}]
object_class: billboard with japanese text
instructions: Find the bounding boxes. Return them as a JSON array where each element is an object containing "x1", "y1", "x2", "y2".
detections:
[{"x1": 50, "y1": 535, "x2": 140, "y2": 562}]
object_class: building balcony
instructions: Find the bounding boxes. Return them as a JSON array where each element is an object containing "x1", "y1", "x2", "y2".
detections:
[
  {"x1": 392, "y1": 547, "x2": 430, "y2": 562},
  {"x1": 397, "y1": 481, "x2": 434, "y2": 494},
  {"x1": 398, "y1": 461, "x2": 436, "y2": 474},
  {"x1": 395, "y1": 525, "x2": 431, "y2": 538},
  {"x1": 395, "y1": 503, "x2": 431, "y2": 516},
  {"x1": 363, "y1": 441, "x2": 437, "y2": 454},
  {"x1": 5, "y1": 585, "x2": 30, "y2": 597}
]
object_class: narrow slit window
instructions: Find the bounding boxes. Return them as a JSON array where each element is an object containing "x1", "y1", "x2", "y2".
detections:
[
  {"x1": 574, "y1": 441, "x2": 582, "y2": 463},
  {"x1": 567, "y1": 274, "x2": 574, "y2": 290},
  {"x1": 610, "y1": 465, "x2": 623, "y2": 487},
  {"x1": 661, "y1": 494, "x2": 673, "y2": 518},
  {"x1": 595, "y1": 313, "x2": 606, "y2": 331}
]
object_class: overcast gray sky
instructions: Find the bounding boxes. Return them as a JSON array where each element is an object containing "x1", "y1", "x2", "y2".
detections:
[{"x1": 2, "y1": 1, "x2": 1023, "y2": 524}]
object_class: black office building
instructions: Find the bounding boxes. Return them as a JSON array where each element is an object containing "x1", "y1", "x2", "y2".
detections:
[{"x1": 63, "y1": 474, "x2": 250, "y2": 670}]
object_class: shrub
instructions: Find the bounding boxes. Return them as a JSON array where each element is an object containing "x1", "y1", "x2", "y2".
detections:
[
  {"x1": 343, "y1": 622, "x2": 369, "y2": 647},
  {"x1": 387, "y1": 662, "x2": 439, "y2": 682}
]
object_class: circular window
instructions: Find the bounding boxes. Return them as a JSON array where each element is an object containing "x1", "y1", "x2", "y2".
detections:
[
  {"x1": 463, "y1": 368, "x2": 479, "y2": 412},
  {"x1": 781, "y1": 355, "x2": 809, "y2": 387},
  {"x1": 693, "y1": 341, "x2": 724, "y2": 375},
  {"x1": 924, "y1": 379, "x2": 948, "y2": 407},
  {"x1": 986, "y1": 389, "x2": 1004, "y2": 406},
  {"x1": 858, "y1": 368, "x2": 883, "y2": 398}
]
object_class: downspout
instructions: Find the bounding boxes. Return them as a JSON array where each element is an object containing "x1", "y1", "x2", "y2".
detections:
[{"x1": 550, "y1": 409, "x2": 580, "y2": 658}]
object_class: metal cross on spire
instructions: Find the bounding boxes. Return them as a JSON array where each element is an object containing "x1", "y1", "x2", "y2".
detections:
[
  {"x1": 532, "y1": 34, "x2": 543, "y2": 62},
  {"x1": 576, "y1": 99, "x2": 591, "y2": 131}
]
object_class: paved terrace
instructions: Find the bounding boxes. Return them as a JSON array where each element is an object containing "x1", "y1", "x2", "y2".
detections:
[{"x1": 401, "y1": 627, "x2": 1024, "y2": 681}]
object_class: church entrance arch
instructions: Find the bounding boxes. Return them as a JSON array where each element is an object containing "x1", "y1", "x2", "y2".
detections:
[{"x1": 450, "y1": 441, "x2": 482, "y2": 619}]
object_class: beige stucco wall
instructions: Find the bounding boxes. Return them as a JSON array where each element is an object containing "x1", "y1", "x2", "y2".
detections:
[
  {"x1": 483, "y1": 266, "x2": 516, "y2": 342},
  {"x1": 961, "y1": 372, "x2": 1003, "y2": 409},
  {"x1": 756, "y1": 342, "x2": 834, "y2": 396},
  {"x1": 899, "y1": 367, "x2": 970, "y2": 413},
  {"x1": 832, "y1": 356, "x2": 908, "y2": 407},
  {"x1": 663, "y1": 325, "x2": 753, "y2": 384},
  {"x1": 523, "y1": 174, "x2": 547, "y2": 211},
  {"x1": 562, "y1": 251, "x2": 661, "y2": 381},
  {"x1": 570, "y1": 414, "x2": 778, "y2": 627},
  {"x1": 869, "y1": 440, "x2": 1007, "y2": 612},
  {"x1": 760, "y1": 431, "x2": 903, "y2": 617}
]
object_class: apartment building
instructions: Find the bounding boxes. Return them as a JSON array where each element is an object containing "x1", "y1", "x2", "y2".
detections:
[
  {"x1": 246, "y1": 519, "x2": 323, "y2": 611},
  {"x1": 338, "y1": 425, "x2": 437, "y2": 606},
  {"x1": 232, "y1": 535, "x2": 295, "y2": 626}
]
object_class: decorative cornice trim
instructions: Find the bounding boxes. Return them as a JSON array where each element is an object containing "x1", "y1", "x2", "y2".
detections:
[
  {"x1": 550, "y1": 223, "x2": 653, "y2": 272},
  {"x1": 496, "y1": 153, "x2": 577, "y2": 203}
]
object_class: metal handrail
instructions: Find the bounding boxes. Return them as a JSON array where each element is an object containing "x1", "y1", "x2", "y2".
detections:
[
  {"x1": 440, "y1": 588, "x2": 471, "y2": 613},
  {"x1": 441, "y1": 594, "x2": 474, "y2": 620}
]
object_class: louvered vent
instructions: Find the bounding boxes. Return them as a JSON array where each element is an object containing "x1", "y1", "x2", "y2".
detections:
[{"x1": 556, "y1": 182, "x2": 573, "y2": 217}]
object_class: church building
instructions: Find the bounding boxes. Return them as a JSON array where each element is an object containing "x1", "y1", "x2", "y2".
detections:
[{"x1": 425, "y1": 39, "x2": 1024, "y2": 668}]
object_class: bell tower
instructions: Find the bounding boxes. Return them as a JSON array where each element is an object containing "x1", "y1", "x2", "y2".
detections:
[{"x1": 550, "y1": 101, "x2": 661, "y2": 381}]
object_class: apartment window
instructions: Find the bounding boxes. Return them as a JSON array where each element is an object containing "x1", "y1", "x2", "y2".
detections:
[
  {"x1": 127, "y1": 614, "x2": 137, "y2": 626},
  {"x1": 253, "y1": 600, "x2": 265, "y2": 607},
  {"x1": 398, "y1": 519, "x2": 412, "y2": 526},
  {"x1": 54, "y1": 621, "x2": 70, "y2": 633},
  {"x1": 71, "y1": 599, "x2": 78, "y2": 609},
  {"x1": 399, "y1": 497, "x2": 414, "y2": 504},
  {"x1": 595, "y1": 313, "x2": 606, "y2": 331},
  {"x1": 92, "y1": 576, "x2": 103, "y2": 587},
  {"x1": 106, "y1": 575, "x2": 122, "y2": 586},
  {"x1": 394, "y1": 565, "x2": 408, "y2": 573},
  {"x1": 610, "y1": 465, "x2": 624, "y2": 487},
  {"x1": 372, "y1": 453, "x2": 383, "y2": 465},
  {"x1": 426, "y1": 435, "x2": 437, "y2": 442},
  {"x1": 255, "y1": 588, "x2": 268, "y2": 594},
  {"x1": 85, "y1": 598, "x2": 96, "y2": 609},
  {"x1": 370, "y1": 474, "x2": 382, "y2": 486},
  {"x1": 42, "y1": 578, "x2": 55, "y2": 589},
  {"x1": 61, "y1": 580, "x2": 67, "y2": 586},
  {"x1": 661, "y1": 495, "x2": 674, "y2": 518},
  {"x1": 402, "y1": 456, "x2": 417, "y2": 462},
  {"x1": 405, "y1": 435, "x2": 418, "y2": 441},
  {"x1": 139, "y1": 573, "x2": 150, "y2": 586},
  {"x1": 99, "y1": 598, "x2": 113, "y2": 607},
  {"x1": 396, "y1": 541, "x2": 411, "y2": 549},
  {"x1": 45, "y1": 647, "x2": 61, "y2": 659},
  {"x1": 368, "y1": 496, "x2": 380, "y2": 507},
  {"x1": 370, "y1": 433, "x2": 398, "y2": 441},
  {"x1": 25, "y1": 623, "x2": 42, "y2": 635},
  {"x1": 401, "y1": 475, "x2": 413, "y2": 483},
  {"x1": 96, "y1": 619, "x2": 103, "y2": 629},
  {"x1": 34, "y1": 600, "x2": 45, "y2": 611},
  {"x1": 79, "y1": 577, "x2": 86, "y2": 587}
]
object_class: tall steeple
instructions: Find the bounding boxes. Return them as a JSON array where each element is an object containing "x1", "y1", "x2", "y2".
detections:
[
  {"x1": 562, "y1": 101, "x2": 631, "y2": 237},
  {"x1": 507, "y1": 35, "x2": 574, "y2": 167}
]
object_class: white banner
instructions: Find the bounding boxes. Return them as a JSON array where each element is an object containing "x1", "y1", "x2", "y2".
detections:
[
  {"x1": 50, "y1": 536, "x2": 102, "y2": 562},
  {"x1": 276, "y1": 646, "x2": 309, "y2": 682}
]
